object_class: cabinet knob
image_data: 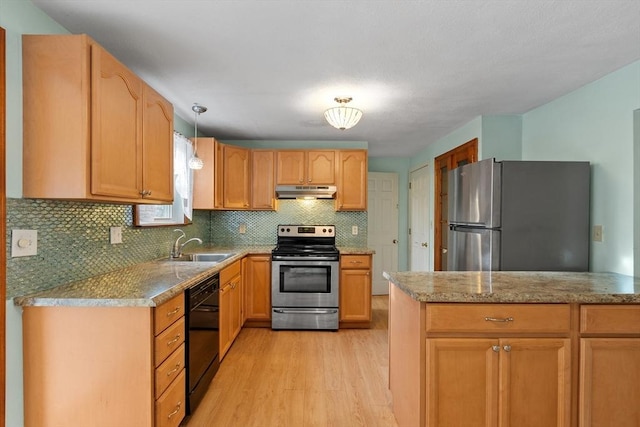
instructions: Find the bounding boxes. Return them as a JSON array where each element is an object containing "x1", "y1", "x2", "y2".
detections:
[
  {"x1": 503, "y1": 345, "x2": 512, "y2": 352},
  {"x1": 492, "y1": 345, "x2": 500, "y2": 353},
  {"x1": 140, "y1": 190, "x2": 152, "y2": 197}
]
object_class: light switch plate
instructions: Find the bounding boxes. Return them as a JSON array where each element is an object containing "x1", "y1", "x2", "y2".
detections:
[
  {"x1": 11, "y1": 229, "x2": 38, "y2": 257},
  {"x1": 592, "y1": 225, "x2": 603, "y2": 242},
  {"x1": 239, "y1": 223, "x2": 247, "y2": 234},
  {"x1": 352, "y1": 225, "x2": 358, "y2": 235},
  {"x1": 110, "y1": 227, "x2": 123, "y2": 244}
]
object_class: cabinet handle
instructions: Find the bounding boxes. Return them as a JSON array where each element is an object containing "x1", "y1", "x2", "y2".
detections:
[
  {"x1": 484, "y1": 316, "x2": 514, "y2": 323},
  {"x1": 503, "y1": 345, "x2": 512, "y2": 352},
  {"x1": 166, "y1": 363, "x2": 181, "y2": 376},
  {"x1": 140, "y1": 190, "x2": 152, "y2": 197},
  {"x1": 166, "y1": 307, "x2": 180, "y2": 317},
  {"x1": 167, "y1": 402, "x2": 182, "y2": 419},
  {"x1": 166, "y1": 334, "x2": 181, "y2": 346},
  {"x1": 492, "y1": 345, "x2": 500, "y2": 353},
  {"x1": 350, "y1": 260, "x2": 363, "y2": 264}
]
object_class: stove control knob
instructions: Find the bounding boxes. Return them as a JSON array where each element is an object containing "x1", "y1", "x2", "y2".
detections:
[
  {"x1": 286, "y1": 228, "x2": 290, "y2": 232},
  {"x1": 328, "y1": 228, "x2": 333, "y2": 233},
  {"x1": 323, "y1": 228, "x2": 327, "y2": 233}
]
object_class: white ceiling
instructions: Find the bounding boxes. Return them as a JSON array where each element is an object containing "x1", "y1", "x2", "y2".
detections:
[{"x1": 31, "y1": 0, "x2": 640, "y2": 157}]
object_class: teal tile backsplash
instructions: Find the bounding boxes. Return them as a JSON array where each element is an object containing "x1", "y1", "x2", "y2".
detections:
[
  {"x1": 209, "y1": 199, "x2": 367, "y2": 246},
  {"x1": 6, "y1": 198, "x2": 367, "y2": 299},
  {"x1": 6, "y1": 198, "x2": 209, "y2": 299}
]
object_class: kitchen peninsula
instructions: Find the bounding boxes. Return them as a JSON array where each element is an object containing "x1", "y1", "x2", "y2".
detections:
[{"x1": 384, "y1": 271, "x2": 640, "y2": 427}]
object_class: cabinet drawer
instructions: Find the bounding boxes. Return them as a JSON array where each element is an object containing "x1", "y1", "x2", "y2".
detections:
[
  {"x1": 340, "y1": 255, "x2": 371, "y2": 269},
  {"x1": 220, "y1": 259, "x2": 241, "y2": 284},
  {"x1": 155, "y1": 368, "x2": 186, "y2": 427},
  {"x1": 425, "y1": 304, "x2": 571, "y2": 334},
  {"x1": 155, "y1": 294, "x2": 185, "y2": 336},
  {"x1": 155, "y1": 317, "x2": 185, "y2": 367},
  {"x1": 155, "y1": 342, "x2": 185, "y2": 399},
  {"x1": 580, "y1": 305, "x2": 640, "y2": 335}
]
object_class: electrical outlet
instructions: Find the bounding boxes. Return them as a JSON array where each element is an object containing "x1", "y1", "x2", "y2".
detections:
[
  {"x1": 239, "y1": 223, "x2": 247, "y2": 234},
  {"x1": 11, "y1": 229, "x2": 38, "y2": 257},
  {"x1": 352, "y1": 225, "x2": 358, "y2": 235},
  {"x1": 592, "y1": 225, "x2": 603, "y2": 242},
  {"x1": 110, "y1": 227, "x2": 123, "y2": 244}
]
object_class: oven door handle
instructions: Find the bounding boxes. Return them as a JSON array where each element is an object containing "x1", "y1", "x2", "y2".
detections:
[{"x1": 273, "y1": 309, "x2": 338, "y2": 315}]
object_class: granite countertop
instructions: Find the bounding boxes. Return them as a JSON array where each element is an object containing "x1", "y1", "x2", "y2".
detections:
[
  {"x1": 338, "y1": 247, "x2": 375, "y2": 255},
  {"x1": 14, "y1": 246, "x2": 274, "y2": 308},
  {"x1": 383, "y1": 271, "x2": 640, "y2": 304}
]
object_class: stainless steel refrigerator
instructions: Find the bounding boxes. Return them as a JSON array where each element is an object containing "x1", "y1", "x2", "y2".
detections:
[{"x1": 447, "y1": 158, "x2": 590, "y2": 271}]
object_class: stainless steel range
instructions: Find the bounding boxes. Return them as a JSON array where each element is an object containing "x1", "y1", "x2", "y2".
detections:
[{"x1": 271, "y1": 225, "x2": 339, "y2": 330}]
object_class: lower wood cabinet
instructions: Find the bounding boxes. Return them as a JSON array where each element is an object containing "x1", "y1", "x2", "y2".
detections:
[
  {"x1": 579, "y1": 305, "x2": 640, "y2": 427},
  {"x1": 220, "y1": 260, "x2": 243, "y2": 360},
  {"x1": 426, "y1": 338, "x2": 571, "y2": 427},
  {"x1": 339, "y1": 254, "x2": 372, "y2": 328},
  {"x1": 22, "y1": 293, "x2": 186, "y2": 427},
  {"x1": 389, "y1": 286, "x2": 640, "y2": 427},
  {"x1": 242, "y1": 255, "x2": 272, "y2": 326}
]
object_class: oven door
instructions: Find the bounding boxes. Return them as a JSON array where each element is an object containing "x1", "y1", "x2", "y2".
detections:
[{"x1": 271, "y1": 260, "x2": 339, "y2": 308}]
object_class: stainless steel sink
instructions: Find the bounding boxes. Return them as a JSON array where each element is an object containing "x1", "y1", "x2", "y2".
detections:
[{"x1": 171, "y1": 252, "x2": 236, "y2": 263}]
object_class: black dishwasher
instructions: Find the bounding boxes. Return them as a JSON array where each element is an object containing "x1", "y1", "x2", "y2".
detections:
[{"x1": 185, "y1": 273, "x2": 220, "y2": 415}]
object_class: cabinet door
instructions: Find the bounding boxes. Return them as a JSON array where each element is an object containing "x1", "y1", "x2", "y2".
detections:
[
  {"x1": 307, "y1": 150, "x2": 335, "y2": 184},
  {"x1": 426, "y1": 339, "x2": 499, "y2": 427},
  {"x1": 223, "y1": 145, "x2": 251, "y2": 209},
  {"x1": 142, "y1": 84, "x2": 173, "y2": 202},
  {"x1": 276, "y1": 151, "x2": 305, "y2": 184},
  {"x1": 499, "y1": 338, "x2": 571, "y2": 427},
  {"x1": 336, "y1": 150, "x2": 367, "y2": 211},
  {"x1": 580, "y1": 338, "x2": 640, "y2": 427},
  {"x1": 339, "y1": 269, "x2": 371, "y2": 322},
  {"x1": 90, "y1": 42, "x2": 143, "y2": 199},
  {"x1": 251, "y1": 150, "x2": 275, "y2": 209},
  {"x1": 193, "y1": 138, "x2": 225, "y2": 209},
  {"x1": 219, "y1": 283, "x2": 232, "y2": 360},
  {"x1": 230, "y1": 275, "x2": 243, "y2": 341},
  {"x1": 243, "y1": 256, "x2": 272, "y2": 322}
]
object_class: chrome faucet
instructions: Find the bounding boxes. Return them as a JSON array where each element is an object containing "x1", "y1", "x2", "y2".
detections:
[{"x1": 171, "y1": 229, "x2": 203, "y2": 258}]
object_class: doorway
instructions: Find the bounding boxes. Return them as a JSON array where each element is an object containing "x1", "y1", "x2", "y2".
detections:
[
  {"x1": 433, "y1": 138, "x2": 478, "y2": 271},
  {"x1": 409, "y1": 165, "x2": 431, "y2": 271},
  {"x1": 367, "y1": 172, "x2": 398, "y2": 295}
]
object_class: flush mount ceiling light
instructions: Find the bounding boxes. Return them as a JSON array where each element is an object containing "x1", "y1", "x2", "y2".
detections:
[
  {"x1": 324, "y1": 97, "x2": 363, "y2": 130},
  {"x1": 188, "y1": 103, "x2": 207, "y2": 170}
]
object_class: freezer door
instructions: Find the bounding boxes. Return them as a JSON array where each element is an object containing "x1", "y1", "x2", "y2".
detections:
[
  {"x1": 447, "y1": 226, "x2": 500, "y2": 271},
  {"x1": 448, "y1": 158, "x2": 501, "y2": 227}
]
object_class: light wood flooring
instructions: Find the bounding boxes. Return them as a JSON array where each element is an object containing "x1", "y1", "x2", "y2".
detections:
[{"x1": 185, "y1": 295, "x2": 399, "y2": 426}]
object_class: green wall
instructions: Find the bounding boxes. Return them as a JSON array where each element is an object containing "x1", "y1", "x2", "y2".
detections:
[{"x1": 522, "y1": 61, "x2": 640, "y2": 275}]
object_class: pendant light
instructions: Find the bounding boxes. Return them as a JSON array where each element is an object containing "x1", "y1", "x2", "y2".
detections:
[
  {"x1": 324, "y1": 97, "x2": 363, "y2": 130},
  {"x1": 189, "y1": 103, "x2": 207, "y2": 170}
]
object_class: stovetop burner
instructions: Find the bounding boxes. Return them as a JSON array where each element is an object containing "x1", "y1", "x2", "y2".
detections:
[{"x1": 272, "y1": 225, "x2": 338, "y2": 260}]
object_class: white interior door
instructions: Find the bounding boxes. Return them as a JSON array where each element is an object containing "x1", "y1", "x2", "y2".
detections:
[
  {"x1": 410, "y1": 165, "x2": 431, "y2": 271},
  {"x1": 367, "y1": 172, "x2": 398, "y2": 295}
]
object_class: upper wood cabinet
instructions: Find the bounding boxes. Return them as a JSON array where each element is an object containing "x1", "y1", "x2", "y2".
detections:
[
  {"x1": 22, "y1": 34, "x2": 173, "y2": 204},
  {"x1": 223, "y1": 145, "x2": 251, "y2": 209},
  {"x1": 192, "y1": 137, "x2": 224, "y2": 210},
  {"x1": 193, "y1": 141, "x2": 275, "y2": 211},
  {"x1": 251, "y1": 150, "x2": 276, "y2": 210},
  {"x1": 336, "y1": 150, "x2": 368, "y2": 211},
  {"x1": 276, "y1": 150, "x2": 335, "y2": 185}
]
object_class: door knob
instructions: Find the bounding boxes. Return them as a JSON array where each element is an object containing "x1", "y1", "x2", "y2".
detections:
[
  {"x1": 442, "y1": 248, "x2": 448, "y2": 254},
  {"x1": 421, "y1": 242, "x2": 428, "y2": 247},
  {"x1": 393, "y1": 239, "x2": 398, "y2": 244}
]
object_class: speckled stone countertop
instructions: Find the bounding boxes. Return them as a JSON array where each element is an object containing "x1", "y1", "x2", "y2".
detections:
[
  {"x1": 14, "y1": 246, "x2": 273, "y2": 308},
  {"x1": 383, "y1": 271, "x2": 640, "y2": 304},
  {"x1": 338, "y1": 247, "x2": 375, "y2": 255}
]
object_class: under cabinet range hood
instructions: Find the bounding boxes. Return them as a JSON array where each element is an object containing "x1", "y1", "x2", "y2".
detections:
[{"x1": 275, "y1": 185, "x2": 337, "y2": 199}]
